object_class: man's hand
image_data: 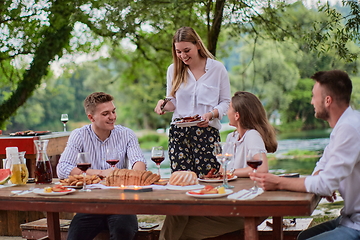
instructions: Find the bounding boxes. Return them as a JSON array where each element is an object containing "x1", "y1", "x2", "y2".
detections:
[
  {"x1": 133, "y1": 161, "x2": 146, "y2": 171},
  {"x1": 250, "y1": 172, "x2": 307, "y2": 192},
  {"x1": 324, "y1": 191, "x2": 337, "y2": 202},
  {"x1": 101, "y1": 168, "x2": 115, "y2": 177},
  {"x1": 249, "y1": 172, "x2": 281, "y2": 191}
]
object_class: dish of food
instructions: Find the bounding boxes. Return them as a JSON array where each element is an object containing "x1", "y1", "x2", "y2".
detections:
[
  {"x1": 173, "y1": 120, "x2": 204, "y2": 127},
  {"x1": 33, "y1": 188, "x2": 76, "y2": 196},
  {"x1": 166, "y1": 184, "x2": 205, "y2": 191},
  {"x1": 186, "y1": 189, "x2": 233, "y2": 198},
  {"x1": 172, "y1": 115, "x2": 205, "y2": 127},
  {"x1": 198, "y1": 175, "x2": 238, "y2": 183},
  {"x1": 9, "y1": 130, "x2": 51, "y2": 136}
]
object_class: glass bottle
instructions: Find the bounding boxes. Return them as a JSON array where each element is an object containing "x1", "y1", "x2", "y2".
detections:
[
  {"x1": 8, "y1": 149, "x2": 28, "y2": 184},
  {"x1": 18, "y1": 151, "x2": 29, "y2": 184},
  {"x1": 34, "y1": 140, "x2": 53, "y2": 184}
]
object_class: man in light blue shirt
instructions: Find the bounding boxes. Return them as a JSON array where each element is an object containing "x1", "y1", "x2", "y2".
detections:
[
  {"x1": 57, "y1": 92, "x2": 147, "y2": 240},
  {"x1": 251, "y1": 70, "x2": 360, "y2": 240}
]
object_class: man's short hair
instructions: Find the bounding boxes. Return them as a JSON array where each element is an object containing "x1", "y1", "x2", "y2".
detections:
[
  {"x1": 83, "y1": 92, "x2": 114, "y2": 114},
  {"x1": 311, "y1": 70, "x2": 352, "y2": 104}
]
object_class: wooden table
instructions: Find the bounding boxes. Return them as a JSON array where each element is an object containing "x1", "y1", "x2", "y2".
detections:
[
  {"x1": 0, "y1": 179, "x2": 320, "y2": 240},
  {"x1": 0, "y1": 132, "x2": 70, "y2": 178}
]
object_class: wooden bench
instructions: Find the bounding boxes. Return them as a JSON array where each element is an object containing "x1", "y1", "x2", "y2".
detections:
[
  {"x1": 204, "y1": 218, "x2": 313, "y2": 240},
  {"x1": 20, "y1": 218, "x2": 161, "y2": 240},
  {"x1": 20, "y1": 217, "x2": 312, "y2": 240}
]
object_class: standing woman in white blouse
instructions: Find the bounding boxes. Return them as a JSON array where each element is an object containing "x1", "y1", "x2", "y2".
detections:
[
  {"x1": 158, "y1": 92, "x2": 278, "y2": 240},
  {"x1": 154, "y1": 26, "x2": 231, "y2": 176}
]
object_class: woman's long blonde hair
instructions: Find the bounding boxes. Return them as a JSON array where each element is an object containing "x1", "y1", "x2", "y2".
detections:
[
  {"x1": 169, "y1": 27, "x2": 214, "y2": 97},
  {"x1": 232, "y1": 91, "x2": 278, "y2": 153}
]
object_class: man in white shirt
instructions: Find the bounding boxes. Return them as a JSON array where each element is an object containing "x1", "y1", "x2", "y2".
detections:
[
  {"x1": 57, "y1": 92, "x2": 147, "y2": 240},
  {"x1": 251, "y1": 70, "x2": 360, "y2": 240}
]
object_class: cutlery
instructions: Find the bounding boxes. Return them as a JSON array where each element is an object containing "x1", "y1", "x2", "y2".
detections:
[
  {"x1": 237, "y1": 190, "x2": 253, "y2": 199},
  {"x1": 10, "y1": 186, "x2": 35, "y2": 196}
]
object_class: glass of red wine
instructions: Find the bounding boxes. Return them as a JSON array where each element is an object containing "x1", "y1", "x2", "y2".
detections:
[
  {"x1": 106, "y1": 148, "x2": 119, "y2": 170},
  {"x1": 61, "y1": 114, "x2": 69, "y2": 132},
  {"x1": 246, "y1": 149, "x2": 264, "y2": 193},
  {"x1": 77, "y1": 152, "x2": 91, "y2": 192},
  {"x1": 151, "y1": 146, "x2": 164, "y2": 178},
  {"x1": 213, "y1": 142, "x2": 235, "y2": 189}
]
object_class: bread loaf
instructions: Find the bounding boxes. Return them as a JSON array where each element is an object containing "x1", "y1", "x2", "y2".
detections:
[
  {"x1": 168, "y1": 171, "x2": 198, "y2": 186},
  {"x1": 106, "y1": 169, "x2": 160, "y2": 186}
]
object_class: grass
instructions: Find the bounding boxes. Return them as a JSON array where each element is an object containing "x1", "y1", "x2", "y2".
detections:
[{"x1": 138, "y1": 215, "x2": 166, "y2": 223}]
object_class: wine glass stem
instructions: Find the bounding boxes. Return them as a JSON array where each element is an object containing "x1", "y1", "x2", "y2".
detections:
[
  {"x1": 253, "y1": 169, "x2": 258, "y2": 192},
  {"x1": 223, "y1": 162, "x2": 228, "y2": 186},
  {"x1": 157, "y1": 164, "x2": 161, "y2": 177},
  {"x1": 82, "y1": 172, "x2": 87, "y2": 191},
  {"x1": 63, "y1": 123, "x2": 67, "y2": 132}
]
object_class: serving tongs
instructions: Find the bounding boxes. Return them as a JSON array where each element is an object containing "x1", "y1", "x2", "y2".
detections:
[{"x1": 160, "y1": 98, "x2": 170, "y2": 111}]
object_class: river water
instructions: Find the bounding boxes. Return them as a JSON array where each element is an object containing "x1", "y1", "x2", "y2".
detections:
[{"x1": 145, "y1": 136, "x2": 331, "y2": 178}]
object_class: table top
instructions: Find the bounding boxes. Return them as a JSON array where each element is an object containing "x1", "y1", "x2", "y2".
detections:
[{"x1": 0, "y1": 178, "x2": 320, "y2": 218}]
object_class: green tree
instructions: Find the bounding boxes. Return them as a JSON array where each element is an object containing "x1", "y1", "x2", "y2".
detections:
[
  {"x1": 230, "y1": 38, "x2": 300, "y2": 118},
  {"x1": 1, "y1": 0, "x2": 359, "y2": 129}
]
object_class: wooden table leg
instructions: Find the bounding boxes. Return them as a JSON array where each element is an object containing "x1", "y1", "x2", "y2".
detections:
[
  {"x1": 272, "y1": 216, "x2": 283, "y2": 240},
  {"x1": 46, "y1": 212, "x2": 61, "y2": 240},
  {"x1": 244, "y1": 217, "x2": 259, "y2": 240}
]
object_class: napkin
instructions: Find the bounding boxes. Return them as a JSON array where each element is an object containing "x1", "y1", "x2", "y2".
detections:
[
  {"x1": 227, "y1": 188, "x2": 264, "y2": 200},
  {"x1": 86, "y1": 183, "x2": 116, "y2": 189},
  {"x1": 10, "y1": 188, "x2": 38, "y2": 195}
]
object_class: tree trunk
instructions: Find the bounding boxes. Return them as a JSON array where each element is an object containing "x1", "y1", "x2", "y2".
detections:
[
  {"x1": 0, "y1": 0, "x2": 74, "y2": 127},
  {"x1": 207, "y1": 0, "x2": 225, "y2": 57}
]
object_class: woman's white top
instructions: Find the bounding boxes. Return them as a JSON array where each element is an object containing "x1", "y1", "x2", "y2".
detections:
[
  {"x1": 166, "y1": 58, "x2": 231, "y2": 130},
  {"x1": 226, "y1": 130, "x2": 267, "y2": 170}
]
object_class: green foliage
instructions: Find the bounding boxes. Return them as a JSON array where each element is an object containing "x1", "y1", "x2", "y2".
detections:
[
  {"x1": 283, "y1": 149, "x2": 319, "y2": 157},
  {"x1": 138, "y1": 133, "x2": 168, "y2": 150},
  {"x1": 269, "y1": 157, "x2": 319, "y2": 175},
  {"x1": 220, "y1": 130, "x2": 235, "y2": 142},
  {"x1": 2, "y1": 0, "x2": 360, "y2": 132}
]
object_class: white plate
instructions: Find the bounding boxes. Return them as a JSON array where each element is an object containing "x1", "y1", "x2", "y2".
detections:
[
  {"x1": 33, "y1": 188, "x2": 76, "y2": 196},
  {"x1": 198, "y1": 175, "x2": 238, "y2": 183},
  {"x1": 166, "y1": 184, "x2": 205, "y2": 191},
  {"x1": 186, "y1": 189, "x2": 233, "y2": 198},
  {"x1": 172, "y1": 120, "x2": 204, "y2": 127}
]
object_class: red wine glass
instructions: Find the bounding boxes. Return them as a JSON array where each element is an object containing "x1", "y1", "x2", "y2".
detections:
[
  {"x1": 246, "y1": 149, "x2": 264, "y2": 193},
  {"x1": 61, "y1": 114, "x2": 69, "y2": 132},
  {"x1": 151, "y1": 146, "x2": 164, "y2": 178},
  {"x1": 106, "y1": 148, "x2": 119, "y2": 170},
  {"x1": 77, "y1": 152, "x2": 91, "y2": 192}
]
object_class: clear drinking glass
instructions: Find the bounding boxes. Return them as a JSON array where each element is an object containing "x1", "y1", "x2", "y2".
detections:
[
  {"x1": 213, "y1": 142, "x2": 235, "y2": 189},
  {"x1": 151, "y1": 146, "x2": 165, "y2": 178},
  {"x1": 246, "y1": 149, "x2": 264, "y2": 193},
  {"x1": 77, "y1": 152, "x2": 91, "y2": 192},
  {"x1": 60, "y1": 114, "x2": 69, "y2": 132}
]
